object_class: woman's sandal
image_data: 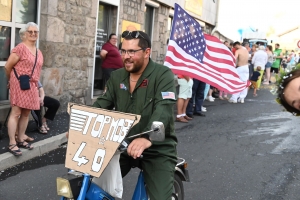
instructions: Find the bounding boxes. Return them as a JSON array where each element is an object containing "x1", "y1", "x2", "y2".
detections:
[
  {"x1": 8, "y1": 144, "x2": 22, "y2": 156},
  {"x1": 17, "y1": 141, "x2": 34, "y2": 150},
  {"x1": 39, "y1": 125, "x2": 48, "y2": 134},
  {"x1": 43, "y1": 122, "x2": 50, "y2": 131}
]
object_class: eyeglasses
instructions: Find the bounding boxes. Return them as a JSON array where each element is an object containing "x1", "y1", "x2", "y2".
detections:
[
  {"x1": 120, "y1": 48, "x2": 144, "y2": 56},
  {"x1": 27, "y1": 30, "x2": 39, "y2": 35},
  {"x1": 122, "y1": 31, "x2": 145, "y2": 40}
]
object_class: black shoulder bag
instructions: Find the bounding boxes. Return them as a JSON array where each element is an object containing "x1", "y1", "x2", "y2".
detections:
[{"x1": 13, "y1": 49, "x2": 38, "y2": 90}]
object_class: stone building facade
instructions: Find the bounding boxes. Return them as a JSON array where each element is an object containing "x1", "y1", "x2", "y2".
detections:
[
  {"x1": 0, "y1": 0, "x2": 232, "y2": 122},
  {"x1": 39, "y1": 0, "x2": 98, "y2": 110}
]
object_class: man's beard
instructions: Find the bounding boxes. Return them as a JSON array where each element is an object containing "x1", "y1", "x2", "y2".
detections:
[{"x1": 124, "y1": 59, "x2": 143, "y2": 73}]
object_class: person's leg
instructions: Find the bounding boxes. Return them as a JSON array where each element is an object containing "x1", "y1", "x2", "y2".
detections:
[
  {"x1": 33, "y1": 109, "x2": 42, "y2": 128},
  {"x1": 183, "y1": 98, "x2": 190, "y2": 114},
  {"x1": 253, "y1": 88, "x2": 257, "y2": 96},
  {"x1": 256, "y1": 70, "x2": 264, "y2": 89},
  {"x1": 119, "y1": 153, "x2": 132, "y2": 178},
  {"x1": 183, "y1": 79, "x2": 193, "y2": 120},
  {"x1": 7, "y1": 106, "x2": 22, "y2": 153},
  {"x1": 219, "y1": 90, "x2": 224, "y2": 99},
  {"x1": 17, "y1": 108, "x2": 31, "y2": 142},
  {"x1": 186, "y1": 79, "x2": 197, "y2": 117},
  {"x1": 207, "y1": 88, "x2": 214, "y2": 101},
  {"x1": 203, "y1": 84, "x2": 210, "y2": 100},
  {"x1": 33, "y1": 109, "x2": 47, "y2": 134},
  {"x1": 249, "y1": 64, "x2": 253, "y2": 80},
  {"x1": 238, "y1": 66, "x2": 249, "y2": 102},
  {"x1": 194, "y1": 80, "x2": 205, "y2": 115},
  {"x1": 176, "y1": 80, "x2": 188, "y2": 122},
  {"x1": 43, "y1": 96, "x2": 60, "y2": 121},
  {"x1": 142, "y1": 155, "x2": 176, "y2": 200},
  {"x1": 263, "y1": 67, "x2": 271, "y2": 84},
  {"x1": 267, "y1": 67, "x2": 271, "y2": 82},
  {"x1": 223, "y1": 91, "x2": 228, "y2": 100},
  {"x1": 182, "y1": 98, "x2": 192, "y2": 120},
  {"x1": 176, "y1": 98, "x2": 184, "y2": 116}
]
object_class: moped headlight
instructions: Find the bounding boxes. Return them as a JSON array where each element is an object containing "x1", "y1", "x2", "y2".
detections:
[{"x1": 57, "y1": 177, "x2": 74, "y2": 198}]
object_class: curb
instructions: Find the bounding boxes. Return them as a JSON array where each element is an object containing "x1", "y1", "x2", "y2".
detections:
[{"x1": 0, "y1": 133, "x2": 67, "y2": 171}]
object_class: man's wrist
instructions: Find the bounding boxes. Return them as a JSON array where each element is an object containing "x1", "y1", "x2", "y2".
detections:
[{"x1": 140, "y1": 134, "x2": 151, "y2": 142}]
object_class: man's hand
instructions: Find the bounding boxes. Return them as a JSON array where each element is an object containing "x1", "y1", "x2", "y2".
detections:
[
  {"x1": 66, "y1": 132, "x2": 69, "y2": 139},
  {"x1": 127, "y1": 138, "x2": 152, "y2": 159}
]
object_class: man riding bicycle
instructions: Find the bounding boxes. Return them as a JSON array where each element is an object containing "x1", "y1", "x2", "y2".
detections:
[{"x1": 92, "y1": 30, "x2": 178, "y2": 200}]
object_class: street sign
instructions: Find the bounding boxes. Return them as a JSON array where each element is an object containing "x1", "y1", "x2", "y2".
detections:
[
  {"x1": 65, "y1": 103, "x2": 140, "y2": 177},
  {"x1": 297, "y1": 40, "x2": 300, "y2": 48}
]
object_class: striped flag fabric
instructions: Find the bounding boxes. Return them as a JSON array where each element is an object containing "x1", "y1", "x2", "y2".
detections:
[{"x1": 164, "y1": 3, "x2": 249, "y2": 94}]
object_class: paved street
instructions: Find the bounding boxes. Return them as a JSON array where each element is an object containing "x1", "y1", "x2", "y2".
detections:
[{"x1": 1, "y1": 88, "x2": 300, "y2": 200}]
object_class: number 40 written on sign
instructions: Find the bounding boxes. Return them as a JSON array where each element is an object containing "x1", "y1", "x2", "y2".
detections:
[{"x1": 72, "y1": 142, "x2": 106, "y2": 172}]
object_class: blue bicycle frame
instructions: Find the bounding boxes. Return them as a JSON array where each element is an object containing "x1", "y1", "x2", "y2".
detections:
[{"x1": 60, "y1": 171, "x2": 147, "y2": 200}]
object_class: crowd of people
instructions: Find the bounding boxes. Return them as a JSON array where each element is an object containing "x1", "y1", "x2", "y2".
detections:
[
  {"x1": 175, "y1": 40, "x2": 300, "y2": 123},
  {"x1": 3, "y1": 22, "x2": 300, "y2": 198}
]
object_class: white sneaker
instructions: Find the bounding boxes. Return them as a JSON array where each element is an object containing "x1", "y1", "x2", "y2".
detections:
[
  {"x1": 238, "y1": 98, "x2": 245, "y2": 103},
  {"x1": 228, "y1": 99, "x2": 237, "y2": 103},
  {"x1": 201, "y1": 106, "x2": 207, "y2": 112},
  {"x1": 207, "y1": 96, "x2": 214, "y2": 102}
]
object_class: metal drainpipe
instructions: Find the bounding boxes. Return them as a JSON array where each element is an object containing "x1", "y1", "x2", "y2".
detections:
[{"x1": 211, "y1": 0, "x2": 220, "y2": 36}]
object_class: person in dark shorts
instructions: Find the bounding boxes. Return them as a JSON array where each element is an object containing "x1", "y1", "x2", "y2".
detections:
[{"x1": 249, "y1": 66, "x2": 261, "y2": 97}]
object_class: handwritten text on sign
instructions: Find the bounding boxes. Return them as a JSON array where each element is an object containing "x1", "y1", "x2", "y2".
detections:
[{"x1": 65, "y1": 104, "x2": 140, "y2": 177}]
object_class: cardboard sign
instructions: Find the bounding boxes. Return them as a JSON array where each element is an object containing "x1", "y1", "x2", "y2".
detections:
[{"x1": 65, "y1": 103, "x2": 141, "y2": 177}]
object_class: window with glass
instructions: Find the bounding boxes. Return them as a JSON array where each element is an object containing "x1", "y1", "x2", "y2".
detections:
[
  {"x1": 167, "y1": 16, "x2": 173, "y2": 41},
  {"x1": 0, "y1": 0, "x2": 38, "y2": 101},
  {"x1": 144, "y1": 5, "x2": 154, "y2": 39}
]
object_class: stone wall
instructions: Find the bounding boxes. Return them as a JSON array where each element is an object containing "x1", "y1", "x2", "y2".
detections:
[
  {"x1": 119, "y1": 1, "x2": 170, "y2": 64},
  {"x1": 39, "y1": 0, "x2": 98, "y2": 111},
  {"x1": 151, "y1": 5, "x2": 169, "y2": 64},
  {"x1": 119, "y1": 0, "x2": 145, "y2": 31}
]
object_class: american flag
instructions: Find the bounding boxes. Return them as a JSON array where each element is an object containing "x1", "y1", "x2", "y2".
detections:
[
  {"x1": 161, "y1": 92, "x2": 176, "y2": 100},
  {"x1": 164, "y1": 4, "x2": 249, "y2": 94}
]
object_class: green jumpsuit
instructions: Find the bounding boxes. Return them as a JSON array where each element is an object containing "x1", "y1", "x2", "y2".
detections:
[{"x1": 93, "y1": 59, "x2": 178, "y2": 200}]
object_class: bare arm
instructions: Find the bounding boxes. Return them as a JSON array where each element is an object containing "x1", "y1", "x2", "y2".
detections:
[
  {"x1": 38, "y1": 87, "x2": 45, "y2": 106},
  {"x1": 100, "y1": 49, "x2": 108, "y2": 59},
  {"x1": 39, "y1": 87, "x2": 45, "y2": 99},
  {"x1": 4, "y1": 53, "x2": 20, "y2": 81},
  {"x1": 234, "y1": 50, "x2": 239, "y2": 61}
]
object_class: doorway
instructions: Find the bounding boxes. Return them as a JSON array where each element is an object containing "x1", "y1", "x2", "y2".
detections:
[{"x1": 93, "y1": 2, "x2": 118, "y2": 96}]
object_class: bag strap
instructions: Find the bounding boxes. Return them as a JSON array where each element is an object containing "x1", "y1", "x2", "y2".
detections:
[
  {"x1": 13, "y1": 48, "x2": 38, "y2": 80},
  {"x1": 13, "y1": 68, "x2": 19, "y2": 80},
  {"x1": 30, "y1": 48, "x2": 38, "y2": 78}
]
